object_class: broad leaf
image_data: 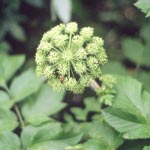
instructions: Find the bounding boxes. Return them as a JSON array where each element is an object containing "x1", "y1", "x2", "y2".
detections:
[
  {"x1": 24, "y1": 0, "x2": 44, "y2": 7},
  {"x1": 21, "y1": 85, "x2": 66, "y2": 125},
  {"x1": 0, "y1": 108, "x2": 18, "y2": 133},
  {"x1": 0, "y1": 91, "x2": 14, "y2": 109},
  {"x1": 82, "y1": 120, "x2": 123, "y2": 149},
  {"x1": 143, "y1": 146, "x2": 150, "y2": 150},
  {"x1": 122, "y1": 38, "x2": 150, "y2": 67},
  {"x1": 21, "y1": 122, "x2": 82, "y2": 150},
  {"x1": 135, "y1": 0, "x2": 150, "y2": 17},
  {"x1": 71, "y1": 107, "x2": 88, "y2": 121},
  {"x1": 10, "y1": 69, "x2": 43, "y2": 102},
  {"x1": 0, "y1": 54, "x2": 25, "y2": 81},
  {"x1": 102, "y1": 76, "x2": 150, "y2": 139},
  {"x1": 0, "y1": 132, "x2": 21, "y2": 150},
  {"x1": 84, "y1": 97, "x2": 100, "y2": 112},
  {"x1": 101, "y1": 61, "x2": 127, "y2": 75}
]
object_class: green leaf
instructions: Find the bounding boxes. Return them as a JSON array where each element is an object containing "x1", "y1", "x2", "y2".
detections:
[
  {"x1": 9, "y1": 22, "x2": 26, "y2": 41},
  {"x1": 136, "y1": 71, "x2": 150, "y2": 92},
  {"x1": 0, "y1": 54, "x2": 25, "y2": 81},
  {"x1": 84, "y1": 97, "x2": 100, "y2": 112},
  {"x1": 0, "y1": 108, "x2": 18, "y2": 133},
  {"x1": 0, "y1": 91, "x2": 14, "y2": 109},
  {"x1": 23, "y1": 0, "x2": 44, "y2": 7},
  {"x1": 102, "y1": 76, "x2": 150, "y2": 139},
  {"x1": 82, "y1": 139, "x2": 113, "y2": 150},
  {"x1": 21, "y1": 122, "x2": 82, "y2": 150},
  {"x1": 10, "y1": 69, "x2": 43, "y2": 102},
  {"x1": 0, "y1": 132, "x2": 21, "y2": 150},
  {"x1": 21, "y1": 85, "x2": 66, "y2": 125},
  {"x1": 83, "y1": 120, "x2": 123, "y2": 149},
  {"x1": 135, "y1": 0, "x2": 150, "y2": 17},
  {"x1": 71, "y1": 107, "x2": 88, "y2": 121},
  {"x1": 143, "y1": 146, "x2": 150, "y2": 150},
  {"x1": 101, "y1": 61, "x2": 127, "y2": 75},
  {"x1": 122, "y1": 38, "x2": 150, "y2": 66}
]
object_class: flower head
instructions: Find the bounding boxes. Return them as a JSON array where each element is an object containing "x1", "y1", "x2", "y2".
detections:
[{"x1": 35, "y1": 22, "x2": 108, "y2": 93}]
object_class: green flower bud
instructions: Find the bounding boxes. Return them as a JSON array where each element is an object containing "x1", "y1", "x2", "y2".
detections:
[
  {"x1": 74, "y1": 62, "x2": 86, "y2": 75},
  {"x1": 43, "y1": 66, "x2": 53, "y2": 79},
  {"x1": 35, "y1": 22, "x2": 108, "y2": 93},
  {"x1": 92, "y1": 36, "x2": 104, "y2": 46},
  {"x1": 75, "y1": 48, "x2": 87, "y2": 59},
  {"x1": 47, "y1": 51, "x2": 59, "y2": 63},
  {"x1": 72, "y1": 35, "x2": 84, "y2": 47},
  {"x1": 80, "y1": 27, "x2": 94, "y2": 41},
  {"x1": 53, "y1": 34, "x2": 68, "y2": 47},
  {"x1": 86, "y1": 43, "x2": 99, "y2": 54},
  {"x1": 35, "y1": 50, "x2": 45, "y2": 65},
  {"x1": 65, "y1": 22, "x2": 78, "y2": 34}
]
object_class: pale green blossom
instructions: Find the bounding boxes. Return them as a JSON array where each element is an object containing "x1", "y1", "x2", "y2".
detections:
[{"x1": 35, "y1": 22, "x2": 108, "y2": 93}]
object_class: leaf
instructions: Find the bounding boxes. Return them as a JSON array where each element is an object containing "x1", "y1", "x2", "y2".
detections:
[
  {"x1": 102, "y1": 76, "x2": 150, "y2": 139},
  {"x1": 0, "y1": 108, "x2": 18, "y2": 133},
  {"x1": 122, "y1": 38, "x2": 150, "y2": 66},
  {"x1": 143, "y1": 146, "x2": 150, "y2": 150},
  {"x1": 101, "y1": 61, "x2": 127, "y2": 75},
  {"x1": 135, "y1": 0, "x2": 150, "y2": 17},
  {"x1": 84, "y1": 97, "x2": 100, "y2": 112},
  {"x1": 71, "y1": 107, "x2": 88, "y2": 121},
  {"x1": 21, "y1": 123, "x2": 82, "y2": 150},
  {"x1": 51, "y1": 0, "x2": 72, "y2": 23},
  {"x1": 0, "y1": 54, "x2": 25, "y2": 81},
  {"x1": 0, "y1": 91, "x2": 14, "y2": 109},
  {"x1": 82, "y1": 139, "x2": 113, "y2": 150},
  {"x1": 21, "y1": 85, "x2": 66, "y2": 125},
  {"x1": 0, "y1": 132, "x2": 21, "y2": 150},
  {"x1": 10, "y1": 69, "x2": 43, "y2": 102},
  {"x1": 83, "y1": 120, "x2": 123, "y2": 149},
  {"x1": 136, "y1": 71, "x2": 150, "y2": 92},
  {"x1": 9, "y1": 22, "x2": 26, "y2": 41},
  {"x1": 23, "y1": 0, "x2": 44, "y2": 7}
]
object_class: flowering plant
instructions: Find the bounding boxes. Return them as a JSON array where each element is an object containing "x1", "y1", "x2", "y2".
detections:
[{"x1": 35, "y1": 22, "x2": 108, "y2": 93}]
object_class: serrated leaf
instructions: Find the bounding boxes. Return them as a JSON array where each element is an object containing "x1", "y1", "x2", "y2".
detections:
[
  {"x1": 10, "y1": 69, "x2": 43, "y2": 102},
  {"x1": 102, "y1": 76, "x2": 150, "y2": 139},
  {"x1": 21, "y1": 122, "x2": 82, "y2": 150},
  {"x1": 21, "y1": 85, "x2": 66, "y2": 125},
  {"x1": 0, "y1": 54, "x2": 25, "y2": 81},
  {"x1": 0, "y1": 132, "x2": 21, "y2": 150},
  {"x1": 83, "y1": 120, "x2": 123, "y2": 149},
  {"x1": 0, "y1": 108, "x2": 18, "y2": 132},
  {"x1": 135, "y1": 0, "x2": 150, "y2": 17},
  {"x1": 51, "y1": 0, "x2": 72, "y2": 23}
]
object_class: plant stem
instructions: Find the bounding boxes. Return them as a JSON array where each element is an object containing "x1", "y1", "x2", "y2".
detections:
[
  {"x1": 14, "y1": 104, "x2": 25, "y2": 129},
  {"x1": 4, "y1": 86, "x2": 25, "y2": 129},
  {"x1": 89, "y1": 80, "x2": 101, "y2": 91}
]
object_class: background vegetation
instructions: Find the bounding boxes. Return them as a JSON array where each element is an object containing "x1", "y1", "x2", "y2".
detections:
[{"x1": 0, "y1": 0, "x2": 150, "y2": 149}]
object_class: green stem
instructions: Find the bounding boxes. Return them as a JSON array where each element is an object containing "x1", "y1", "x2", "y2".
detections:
[
  {"x1": 4, "y1": 86, "x2": 25, "y2": 129},
  {"x1": 14, "y1": 105, "x2": 25, "y2": 129}
]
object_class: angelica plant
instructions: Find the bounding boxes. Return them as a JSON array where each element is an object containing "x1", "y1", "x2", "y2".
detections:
[{"x1": 35, "y1": 22, "x2": 108, "y2": 93}]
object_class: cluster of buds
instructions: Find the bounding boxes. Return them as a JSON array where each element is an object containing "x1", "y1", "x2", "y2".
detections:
[{"x1": 35, "y1": 22, "x2": 108, "y2": 93}]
